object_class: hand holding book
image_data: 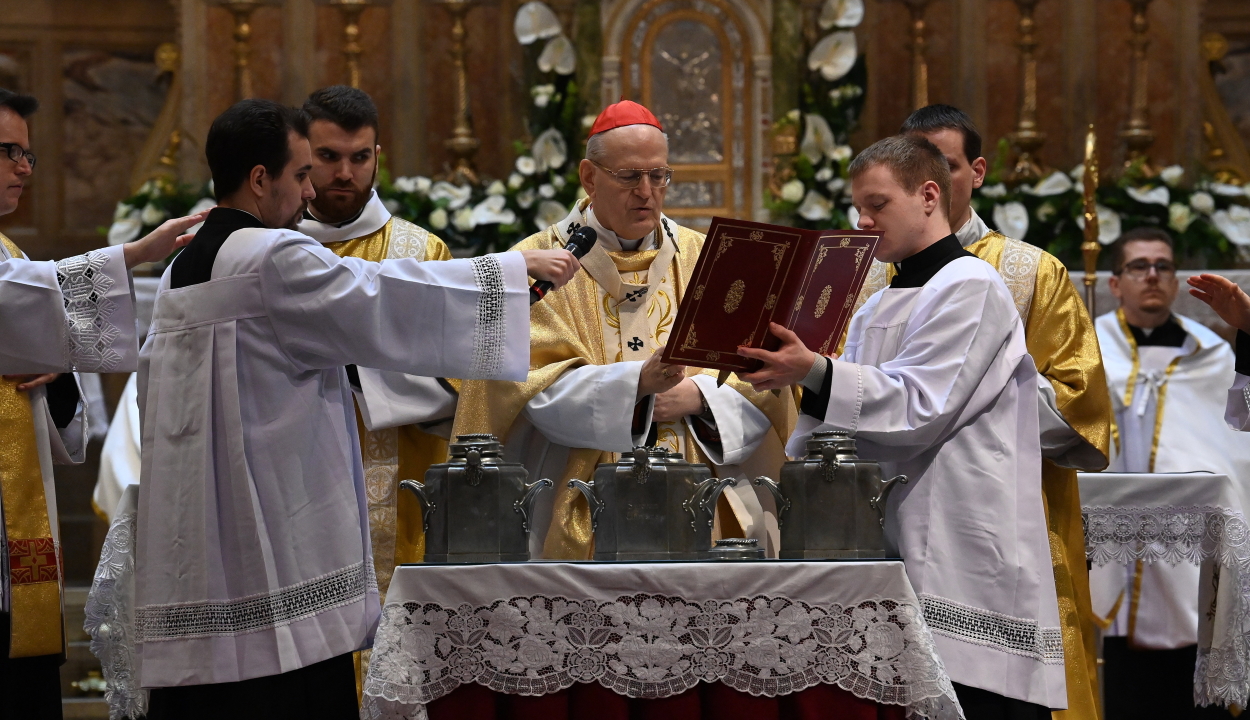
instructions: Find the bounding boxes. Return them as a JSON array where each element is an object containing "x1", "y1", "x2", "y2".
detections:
[{"x1": 736, "y1": 323, "x2": 830, "y2": 392}]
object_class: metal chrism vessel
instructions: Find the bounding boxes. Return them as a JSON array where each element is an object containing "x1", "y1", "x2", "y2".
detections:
[
  {"x1": 568, "y1": 446, "x2": 735, "y2": 561},
  {"x1": 754, "y1": 431, "x2": 906, "y2": 559},
  {"x1": 401, "y1": 434, "x2": 550, "y2": 563}
]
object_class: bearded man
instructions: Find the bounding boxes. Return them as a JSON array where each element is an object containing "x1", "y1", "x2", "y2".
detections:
[
  {"x1": 453, "y1": 100, "x2": 796, "y2": 559},
  {"x1": 846, "y1": 104, "x2": 1112, "y2": 720},
  {"x1": 296, "y1": 86, "x2": 453, "y2": 599}
]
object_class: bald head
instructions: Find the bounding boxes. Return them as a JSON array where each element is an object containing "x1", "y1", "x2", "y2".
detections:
[{"x1": 578, "y1": 125, "x2": 670, "y2": 241}]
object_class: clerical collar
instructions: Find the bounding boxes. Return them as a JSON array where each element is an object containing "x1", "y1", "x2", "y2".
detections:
[
  {"x1": 585, "y1": 205, "x2": 658, "y2": 252},
  {"x1": 170, "y1": 207, "x2": 265, "y2": 289},
  {"x1": 954, "y1": 208, "x2": 992, "y2": 248},
  {"x1": 890, "y1": 234, "x2": 974, "y2": 289},
  {"x1": 297, "y1": 190, "x2": 391, "y2": 245},
  {"x1": 1128, "y1": 315, "x2": 1188, "y2": 347},
  {"x1": 304, "y1": 201, "x2": 366, "y2": 229}
]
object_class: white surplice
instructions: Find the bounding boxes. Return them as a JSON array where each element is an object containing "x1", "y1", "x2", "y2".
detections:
[
  {"x1": 0, "y1": 238, "x2": 138, "y2": 374},
  {"x1": 298, "y1": 191, "x2": 458, "y2": 435},
  {"x1": 134, "y1": 227, "x2": 531, "y2": 688},
  {"x1": 789, "y1": 256, "x2": 1065, "y2": 708},
  {"x1": 512, "y1": 205, "x2": 780, "y2": 558},
  {"x1": 1090, "y1": 312, "x2": 1250, "y2": 649},
  {"x1": 94, "y1": 372, "x2": 140, "y2": 522}
]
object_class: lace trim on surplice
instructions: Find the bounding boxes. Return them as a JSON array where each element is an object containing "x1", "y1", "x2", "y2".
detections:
[
  {"x1": 918, "y1": 594, "x2": 1064, "y2": 665},
  {"x1": 85, "y1": 507, "x2": 146, "y2": 720},
  {"x1": 469, "y1": 255, "x2": 506, "y2": 378},
  {"x1": 56, "y1": 250, "x2": 123, "y2": 372},
  {"x1": 361, "y1": 594, "x2": 964, "y2": 720}
]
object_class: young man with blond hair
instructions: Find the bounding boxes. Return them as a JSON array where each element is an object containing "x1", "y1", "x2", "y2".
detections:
[{"x1": 742, "y1": 134, "x2": 1063, "y2": 719}]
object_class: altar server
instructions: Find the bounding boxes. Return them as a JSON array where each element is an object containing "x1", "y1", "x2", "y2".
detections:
[
  {"x1": 1088, "y1": 228, "x2": 1250, "y2": 718},
  {"x1": 1189, "y1": 273, "x2": 1250, "y2": 430},
  {"x1": 0, "y1": 87, "x2": 202, "y2": 719},
  {"x1": 132, "y1": 99, "x2": 577, "y2": 719},
  {"x1": 453, "y1": 100, "x2": 796, "y2": 559},
  {"x1": 297, "y1": 86, "x2": 455, "y2": 596},
  {"x1": 845, "y1": 105, "x2": 1108, "y2": 720},
  {"x1": 740, "y1": 135, "x2": 1064, "y2": 716}
]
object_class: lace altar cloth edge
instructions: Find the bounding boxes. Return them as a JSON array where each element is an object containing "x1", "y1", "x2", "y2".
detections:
[
  {"x1": 1079, "y1": 472, "x2": 1250, "y2": 708},
  {"x1": 361, "y1": 562, "x2": 964, "y2": 720}
]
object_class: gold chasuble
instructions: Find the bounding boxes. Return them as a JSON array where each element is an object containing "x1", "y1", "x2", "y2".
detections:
[
  {"x1": 854, "y1": 230, "x2": 1111, "y2": 720},
  {"x1": 0, "y1": 235, "x2": 64, "y2": 659},
  {"x1": 454, "y1": 202, "x2": 796, "y2": 559},
  {"x1": 322, "y1": 217, "x2": 452, "y2": 592}
]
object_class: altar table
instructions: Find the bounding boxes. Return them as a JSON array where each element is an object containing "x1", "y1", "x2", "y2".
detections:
[
  {"x1": 1080, "y1": 472, "x2": 1250, "y2": 709},
  {"x1": 360, "y1": 560, "x2": 964, "y2": 720}
]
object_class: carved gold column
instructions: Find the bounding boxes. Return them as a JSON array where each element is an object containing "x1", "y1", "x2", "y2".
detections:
[
  {"x1": 222, "y1": 0, "x2": 262, "y2": 101},
  {"x1": 1120, "y1": 0, "x2": 1156, "y2": 176},
  {"x1": 436, "y1": 0, "x2": 481, "y2": 185},
  {"x1": 321, "y1": 0, "x2": 375, "y2": 88},
  {"x1": 1081, "y1": 125, "x2": 1100, "y2": 316},
  {"x1": 1008, "y1": 0, "x2": 1047, "y2": 184},
  {"x1": 901, "y1": 0, "x2": 931, "y2": 111}
]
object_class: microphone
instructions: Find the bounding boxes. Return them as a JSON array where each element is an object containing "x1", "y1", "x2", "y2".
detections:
[{"x1": 530, "y1": 225, "x2": 597, "y2": 304}]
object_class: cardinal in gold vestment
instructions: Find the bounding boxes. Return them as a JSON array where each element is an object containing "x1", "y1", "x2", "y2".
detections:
[
  {"x1": 454, "y1": 101, "x2": 796, "y2": 559},
  {"x1": 841, "y1": 106, "x2": 1110, "y2": 720}
]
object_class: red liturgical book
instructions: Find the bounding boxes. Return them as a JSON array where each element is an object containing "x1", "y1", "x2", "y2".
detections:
[{"x1": 661, "y1": 217, "x2": 881, "y2": 373}]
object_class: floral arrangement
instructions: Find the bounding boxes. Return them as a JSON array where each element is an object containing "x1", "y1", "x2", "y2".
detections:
[
  {"x1": 766, "y1": 0, "x2": 867, "y2": 229},
  {"x1": 104, "y1": 176, "x2": 215, "y2": 247},
  {"x1": 378, "y1": 0, "x2": 586, "y2": 254},
  {"x1": 971, "y1": 141, "x2": 1250, "y2": 268}
]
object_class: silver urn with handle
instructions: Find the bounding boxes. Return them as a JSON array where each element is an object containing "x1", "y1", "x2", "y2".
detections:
[
  {"x1": 400, "y1": 433, "x2": 551, "y2": 563},
  {"x1": 567, "y1": 446, "x2": 738, "y2": 561},
  {"x1": 754, "y1": 430, "x2": 907, "y2": 559}
]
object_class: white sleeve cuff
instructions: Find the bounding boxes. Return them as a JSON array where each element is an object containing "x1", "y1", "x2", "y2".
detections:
[{"x1": 690, "y1": 375, "x2": 770, "y2": 466}]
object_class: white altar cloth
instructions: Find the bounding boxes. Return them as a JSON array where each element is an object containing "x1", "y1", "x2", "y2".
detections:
[
  {"x1": 1080, "y1": 472, "x2": 1250, "y2": 708},
  {"x1": 361, "y1": 561, "x2": 964, "y2": 720}
]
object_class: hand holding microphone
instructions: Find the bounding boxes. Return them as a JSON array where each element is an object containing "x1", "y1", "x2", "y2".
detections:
[{"x1": 523, "y1": 226, "x2": 597, "y2": 304}]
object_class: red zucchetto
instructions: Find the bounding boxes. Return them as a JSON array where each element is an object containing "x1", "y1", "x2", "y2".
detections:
[{"x1": 588, "y1": 100, "x2": 663, "y2": 137}]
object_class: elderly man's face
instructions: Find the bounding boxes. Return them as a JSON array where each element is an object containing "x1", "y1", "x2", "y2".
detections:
[
  {"x1": 578, "y1": 125, "x2": 668, "y2": 241},
  {"x1": 0, "y1": 108, "x2": 32, "y2": 217}
]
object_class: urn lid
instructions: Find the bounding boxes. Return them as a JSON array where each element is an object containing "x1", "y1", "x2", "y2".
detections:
[
  {"x1": 805, "y1": 430, "x2": 859, "y2": 460},
  {"x1": 618, "y1": 446, "x2": 689, "y2": 466},
  {"x1": 448, "y1": 433, "x2": 505, "y2": 460}
]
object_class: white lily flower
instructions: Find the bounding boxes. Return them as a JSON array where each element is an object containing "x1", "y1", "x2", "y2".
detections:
[
  {"x1": 582, "y1": 114, "x2": 597, "y2": 129},
  {"x1": 826, "y1": 177, "x2": 845, "y2": 195},
  {"x1": 537, "y1": 35, "x2": 576, "y2": 75},
  {"x1": 818, "y1": 0, "x2": 864, "y2": 29},
  {"x1": 980, "y1": 183, "x2": 1008, "y2": 199},
  {"x1": 539, "y1": 183, "x2": 556, "y2": 198},
  {"x1": 186, "y1": 197, "x2": 217, "y2": 234},
  {"x1": 1069, "y1": 164, "x2": 1085, "y2": 180},
  {"x1": 139, "y1": 180, "x2": 156, "y2": 196},
  {"x1": 428, "y1": 207, "x2": 448, "y2": 230},
  {"x1": 393, "y1": 176, "x2": 418, "y2": 193},
  {"x1": 107, "y1": 217, "x2": 143, "y2": 246},
  {"x1": 1190, "y1": 191, "x2": 1215, "y2": 214},
  {"x1": 1075, "y1": 204, "x2": 1123, "y2": 245},
  {"x1": 1025, "y1": 171, "x2": 1073, "y2": 197},
  {"x1": 514, "y1": 1, "x2": 561, "y2": 45},
  {"x1": 807, "y1": 31, "x2": 857, "y2": 82},
  {"x1": 1212, "y1": 182, "x2": 1245, "y2": 197},
  {"x1": 815, "y1": 167, "x2": 834, "y2": 182},
  {"x1": 532, "y1": 128, "x2": 568, "y2": 172},
  {"x1": 453, "y1": 207, "x2": 476, "y2": 232},
  {"x1": 114, "y1": 202, "x2": 135, "y2": 221},
  {"x1": 1168, "y1": 203, "x2": 1194, "y2": 233},
  {"x1": 383, "y1": 198, "x2": 401, "y2": 215},
  {"x1": 486, "y1": 180, "x2": 507, "y2": 196},
  {"x1": 517, "y1": 188, "x2": 537, "y2": 209},
  {"x1": 993, "y1": 202, "x2": 1030, "y2": 240},
  {"x1": 415, "y1": 176, "x2": 432, "y2": 194},
  {"x1": 1212, "y1": 206, "x2": 1250, "y2": 246},
  {"x1": 1036, "y1": 203, "x2": 1055, "y2": 222},
  {"x1": 831, "y1": 145, "x2": 852, "y2": 163},
  {"x1": 471, "y1": 195, "x2": 516, "y2": 226},
  {"x1": 141, "y1": 203, "x2": 168, "y2": 227},
  {"x1": 508, "y1": 173, "x2": 525, "y2": 190},
  {"x1": 1126, "y1": 185, "x2": 1169, "y2": 206},
  {"x1": 797, "y1": 190, "x2": 834, "y2": 221},
  {"x1": 1159, "y1": 165, "x2": 1184, "y2": 187},
  {"x1": 535, "y1": 200, "x2": 567, "y2": 230},
  {"x1": 780, "y1": 179, "x2": 805, "y2": 203},
  {"x1": 551, "y1": 174, "x2": 567, "y2": 190},
  {"x1": 534, "y1": 94, "x2": 550, "y2": 109},
  {"x1": 430, "y1": 181, "x2": 474, "y2": 210},
  {"x1": 800, "y1": 114, "x2": 837, "y2": 165}
]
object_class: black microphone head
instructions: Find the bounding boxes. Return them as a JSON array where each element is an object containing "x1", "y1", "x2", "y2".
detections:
[{"x1": 565, "y1": 226, "x2": 598, "y2": 258}]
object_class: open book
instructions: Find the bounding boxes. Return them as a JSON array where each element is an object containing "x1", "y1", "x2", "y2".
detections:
[{"x1": 660, "y1": 217, "x2": 880, "y2": 373}]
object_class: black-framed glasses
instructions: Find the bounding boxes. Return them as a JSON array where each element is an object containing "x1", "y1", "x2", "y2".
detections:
[
  {"x1": 0, "y1": 142, "x2": 35, "y2": 169},
  {"x1": 1116, "y1": 259, "x2": 1176, "y2": 279},
  {"x1": 590, "y1": 160, "x2": 672, "y2": 189}
]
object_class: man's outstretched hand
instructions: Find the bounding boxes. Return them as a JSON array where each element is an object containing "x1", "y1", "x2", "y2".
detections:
[
  {"x1": 736, "y1": 323, "x2": 819, "y2": 392},
  {"x1": 520, "y1": 248, "x2": 580, "y2": 290},
  {"x1": 1188, "y1": 274, "x2": 1250, "y2": 334},
  {"x1": 3, "y1": 374, "x2": 59, "y2": 391},
  {"x1": 122, "y1": 210, "x2": 210, "y2": 269}
]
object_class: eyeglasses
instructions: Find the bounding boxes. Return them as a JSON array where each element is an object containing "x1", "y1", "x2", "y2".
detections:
[
  {"x1": 590, "y1": 160, "x2": 672, "y2": 189},
  {"x1": 0, "y1": 142, "x2": 35, "y2": 169},
  {"x1": 1116, "y1": 259, "x2": 1176, "y2": 279}
]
